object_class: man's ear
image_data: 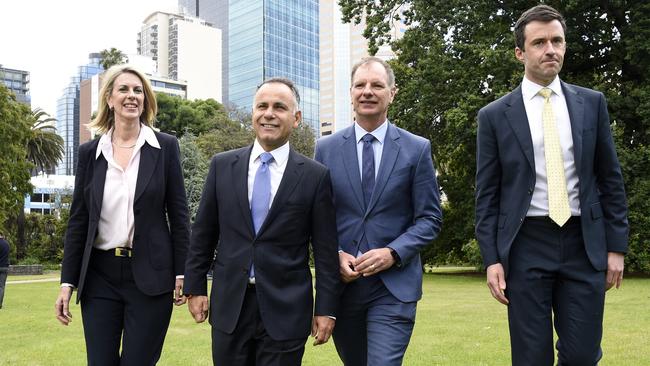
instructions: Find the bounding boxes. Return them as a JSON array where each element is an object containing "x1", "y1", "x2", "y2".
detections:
[
  {"x1": 515, "y1": 47, "x2": 525, "y2": 63},
  {"x1": 293, "y1": 110, "x2": 302, "y2": 128}
]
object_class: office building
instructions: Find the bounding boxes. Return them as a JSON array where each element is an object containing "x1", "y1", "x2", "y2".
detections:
[
  {"x1": 137, "y1": 11, "x2": 222, "y2": 101},
  {"x1": 178, "y1": 0, "x2": 320, "y2": 135},
  {"x1": 56, "y1": 53, "x2": 103, "y2": 175},
  {"x1": 0, "y1": 65, "x2": 31, "y2": 105}
]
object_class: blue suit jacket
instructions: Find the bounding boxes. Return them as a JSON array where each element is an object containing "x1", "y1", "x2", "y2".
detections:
[
  {"x1": 475, "y1": 82, "x2": 628, "y2": 274},
  {"x1": 315, "y1": 123, "x2": 442, "y2": 303}
]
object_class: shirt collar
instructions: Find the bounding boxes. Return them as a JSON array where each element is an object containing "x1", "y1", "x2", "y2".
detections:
[
  {"x1": 354, "y1": 119, "x2": 388, "y2": 145},
  {"x1": 250, "y1": 139, "x2": 290, "y2": 166},
  {"x1": 96, "y1": 124, "x2": 160, "y2": 159},
  {"x1": 521, "y1": 76, "x2": 563, "y2": 101}
]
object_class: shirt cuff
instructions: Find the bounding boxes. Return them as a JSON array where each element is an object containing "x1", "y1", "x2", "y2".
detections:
[
  {"x1": 60, "y1": 283, "x2": 75, "y2": 289},
  {"x1": 176, "y1": 275, "x2": 184, "y2": 279}
]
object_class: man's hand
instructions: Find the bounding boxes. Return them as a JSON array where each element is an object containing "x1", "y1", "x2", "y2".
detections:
[
  {"x1": 606, "y1": 252, "x2": 625, "y2": 291},
  {"x1": 311, "y1": 316, "x2": 335, "y2": 346},
  {"x1": 339, "y1": 251, "x2": 361, "y2": 283},
  {"x1": 354, "y1": 248, "x2": 395, "y2": 277},
  {"x1": 55, "y1": 286, "x2": 73, "y2": 325},
  {"x1": 174, "y1": 278, "x2": 186, "y2": 305},
  {"x1": 486, "y1": 263, "x2": 509, "y2": 305},
  {"x1": 187, "y1": 295, "x2": 209, "y2": 323}
]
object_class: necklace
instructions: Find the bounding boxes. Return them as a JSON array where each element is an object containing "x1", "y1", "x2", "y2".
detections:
[{"x1": 111, "y1": 125, "x2": 141, "y2": 149}]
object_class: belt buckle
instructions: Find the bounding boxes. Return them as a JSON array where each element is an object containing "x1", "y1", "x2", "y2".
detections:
[{"x1": 115, "y1": 247, "x2": 132, "y2": 257}]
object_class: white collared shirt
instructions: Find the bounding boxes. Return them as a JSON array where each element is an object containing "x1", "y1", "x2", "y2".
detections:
[
  {"x1": 522, "y1": 76, "x2": 580, "y2": 216},
  {"x1": 247, "y1": 139, "x2": 290, "y2": 209},
  {"x1": 94, "y1": 124, "x2": 161, "y2": 250},
  {"x1": 354, "y1": 120, "x2": 388, "y2": 179}
]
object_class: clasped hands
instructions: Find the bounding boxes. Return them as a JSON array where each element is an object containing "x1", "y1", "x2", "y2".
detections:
[{"x1": 339, "y1": 248, "x2": 395, "y2": 283}]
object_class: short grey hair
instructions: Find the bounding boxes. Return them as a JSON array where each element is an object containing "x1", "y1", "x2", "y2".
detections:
[
  {"x1": 257, "y1": 77, "x2": 301, "y2": 112},
  {"x1": 351, "y1": 56, "x2": 396, "y2": 88}
]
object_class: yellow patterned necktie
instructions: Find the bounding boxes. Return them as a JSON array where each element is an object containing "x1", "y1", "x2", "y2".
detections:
[{"x1": 539, "y1": 87, "x2": 571, "y2": 226}]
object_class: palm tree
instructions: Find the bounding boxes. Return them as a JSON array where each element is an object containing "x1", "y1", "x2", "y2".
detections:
[
  {"x1": 26, "y1": 108, "x2": 64, "y2": 175},
  {"x1": 100, "y1": 48, "x2": 128, "y2": 70}
]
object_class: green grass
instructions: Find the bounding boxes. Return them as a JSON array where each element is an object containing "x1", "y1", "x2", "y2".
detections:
[{"x1": 1, "y1": 273, "x2": 648, "y2": 365}]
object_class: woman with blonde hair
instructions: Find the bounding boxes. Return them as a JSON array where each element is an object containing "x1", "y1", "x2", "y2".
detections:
[{"x1": 55, "y1": 64, "x2": 190, "y2": 365}]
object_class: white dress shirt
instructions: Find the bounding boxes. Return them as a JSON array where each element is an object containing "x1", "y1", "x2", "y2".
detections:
[
  {"x1": 247, "y1": 139, "x2": 290, "y2": 219},
  {"x1": 522, "y1": 76, "x2": 581, "y2": 216},
  {"x1": 94, "y1": 124, "x2": 161, "y2": 250},
  {"x1": 354, "y1": 120, "x2": 388, "y2": 179}
]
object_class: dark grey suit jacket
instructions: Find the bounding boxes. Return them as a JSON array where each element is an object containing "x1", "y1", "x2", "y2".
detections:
[{"x1": 475, "y1": 82, "x2": 628, "y2": 274}]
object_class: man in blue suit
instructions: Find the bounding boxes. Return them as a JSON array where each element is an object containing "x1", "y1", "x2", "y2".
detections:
[
  {"x1": 475, "y1": 5, "x2": 628, "y2": 365},
  {"x1": 315, "y1": 56, "x2": 442, "y2": 365}
]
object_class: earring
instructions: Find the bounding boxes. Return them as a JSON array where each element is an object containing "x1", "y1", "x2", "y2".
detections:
[{"x1": 109, "y1": 105, "x2": 114, "y2": 112}]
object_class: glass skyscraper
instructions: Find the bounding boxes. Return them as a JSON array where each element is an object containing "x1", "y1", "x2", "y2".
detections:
[
  {"x1": 179, "y1": 0, "x2": 320, "y2": 134},
  {"x1": 56, "y1": 53, "x2": 103, "y2": 175}
]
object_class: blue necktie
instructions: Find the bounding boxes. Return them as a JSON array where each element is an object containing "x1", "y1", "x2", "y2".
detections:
[
  {"x1": 249, "y1": 152, "x2": 274, "y2": 279},
  {"x1": 360, "y1": 134, "x2": 375, "y2": 253},
  {"x1": 361, "y1": 133, "x2": 376, "y2": 208}
]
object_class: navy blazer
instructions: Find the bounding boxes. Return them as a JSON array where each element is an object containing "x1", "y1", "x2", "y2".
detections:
[
  {"x1": 475, "y1": 82, "x2": 628, "y2": 274},
  {"x1": 315, "y1": 123, "x2": 442, "y2": 303},
  {"x1": 184, "y1": 146, "x2": 341, "y2": 341},
  {"x1": 60, "y1": 131, "x2": 190, "y2": 302}
]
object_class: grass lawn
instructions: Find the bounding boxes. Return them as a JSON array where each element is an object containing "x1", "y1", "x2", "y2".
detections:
[{"x1": 1, "y1": 273, "x2": 648, "y2": 365}]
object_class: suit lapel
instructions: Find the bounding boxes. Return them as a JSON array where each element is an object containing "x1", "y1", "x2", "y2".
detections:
[
  {"x1": 504, "y1": 86, "x2": 535, "y2": 171},
  {"x1": 92, "y1": 153, "x2": 108, "y2": 218},
  {"x1": 366, "y1": 123, "x2": 400, "y2": 215},
  {"x1": 233, "y1": 146, "x2": 255, "y2": 237},
  {"x1": 340, "y1": 126, "x2": 365, "y2": 212},
  {"x1": 562, "y1": 82, "x2": 584, "y2": 175},
  {"x1": 258, "y1": 148, "x2": 304, "y2": 236},
  {"x1": 134, "y1": 143, "x2": 159, "y2": 203}
]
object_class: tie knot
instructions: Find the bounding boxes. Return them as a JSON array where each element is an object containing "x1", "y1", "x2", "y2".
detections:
[
  {"x1": 362, "y1": 133, "x2": 375, "y2": 144},
  {"x1": 259, "y1": 152, "x2": 274, "y2": 164},
  {"x1": 538, "y1": 87, "x2": 552, "y2": 101}
]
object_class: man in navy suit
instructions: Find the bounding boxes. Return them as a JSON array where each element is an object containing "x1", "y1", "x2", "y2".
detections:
[
  {"x1": 475, "y1": 5, "x2": 628, "y2": 365},
  {"x1": 315, "y1": 56, "x2": 442, "y2": 365},
  {"x1": 184, "y1": 78, "x2": 341, "y2": 366}
]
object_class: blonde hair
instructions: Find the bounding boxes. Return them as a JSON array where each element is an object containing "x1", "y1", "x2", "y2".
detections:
[{"x1": 88, "y1": 64, "x2": 157, "y2": 135}]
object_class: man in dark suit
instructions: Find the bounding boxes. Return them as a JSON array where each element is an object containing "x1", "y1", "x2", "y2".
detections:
[
  {"x1": 184, "y1": 77, "x2": 341, "y2": 366},
  {"x1": 475, "y1": 5, "x2": 628, "y2": 365},
  {"x1": 315, "y1": 57, "x2": 442, "y2": 365}
]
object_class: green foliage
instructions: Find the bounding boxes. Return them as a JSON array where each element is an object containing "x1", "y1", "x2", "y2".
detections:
[
  {"x1": 0, "y1": 85, "x2": 33, "y2": 235},
  {"x1": 339, "y1": 1, "x2": 650, "y2": 271},
  {"x1": 156, "y1": 93, "x2": 232, "y2": 137},
  {"x1": 289, "y1": 122, "x2": 316, "y2": 157},
  {"x1": 99, "y1": 48, "x2": 128, "y2": 70},
  {"x1": 179, "y1": 133, "x2": 210, "y2": 220},
  {"x1": 26, "y1": 108, "x2": 64, "y2": 175}
]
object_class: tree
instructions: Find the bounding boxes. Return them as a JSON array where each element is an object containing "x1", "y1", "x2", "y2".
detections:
[
  {"x1": 26, "y1": 108, "x2": 64, "y2": 175},
  {"x1": 339, "y1": 1, "x2": 650, "y2": 271},
  {"x1": 178, "y1": 133, "x2": 209, "y2": 220},
  {"x1": 0, "y1": 85, "x2": 33, "y2": 250},
  {"x1": 99, "y1": 47, "x2": 128, "y2": 70}
]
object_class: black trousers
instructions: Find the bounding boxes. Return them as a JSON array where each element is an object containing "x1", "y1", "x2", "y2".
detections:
[
  {"x1": 80, "y1": 248, "x2": 173, "y2": 366},
  {"x1": 507, "y1": 217, "x2": 605, "y2": 366},
  {"x1": 211, "y1": 285, "x2": 306, "y2": 366}
]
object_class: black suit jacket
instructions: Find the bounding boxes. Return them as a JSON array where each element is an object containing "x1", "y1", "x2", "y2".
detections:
[
  {"x1": 475, "y1": 82, "x2": 628, "y2": 274},
  {"x1": 61, "y1": 131, "x2": 190, "y2": 302},
  {"x1": 184, "y1": 145, "x2": 341, "y2": 341}
]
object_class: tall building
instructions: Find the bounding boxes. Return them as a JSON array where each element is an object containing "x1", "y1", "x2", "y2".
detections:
[
  {"x1": 178, "y1": 0, "x2": 321, "y2": 135},
  {"x1": 137, "y1": 11, "x2": 222, "y2": 102},
  {"x1": 319, "y1": 2, "x2": 405, "y2": 136},
  {"x1": 0, "y1": 65, "x2": 31, "y2": 105},
  {"x1": 179, "y1": 0, "x2": 229, "y2": 105},
  {"x1": 56, "y1": 53, "x2": 103, "y2": 175}
]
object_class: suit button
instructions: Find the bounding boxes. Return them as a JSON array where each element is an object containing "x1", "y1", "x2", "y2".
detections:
[
  {"x1": 243, "y1": 267, "x2": 248, "y2": 273},
  {"x1": 527, "y1": 189, "x2": 533, "y2": 195},
  {"x1": 520, "y1": 217, "x2": 524, "y2": 223}
]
